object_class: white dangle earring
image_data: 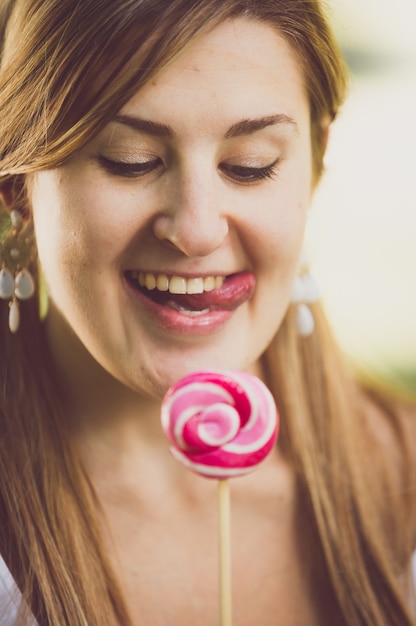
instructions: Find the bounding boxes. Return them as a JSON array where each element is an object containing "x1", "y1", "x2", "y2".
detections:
[
  {"x1": 290, "y1": 260, "x2": 321, "y2": 337},
  {"x1": 0, "y1": 209, "x2": 35, "y2": 333}
]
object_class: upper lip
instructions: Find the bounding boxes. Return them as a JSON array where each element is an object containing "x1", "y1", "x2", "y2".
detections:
[{"x1": 126, "y1": 270, "x2": 236, "y2": 279}]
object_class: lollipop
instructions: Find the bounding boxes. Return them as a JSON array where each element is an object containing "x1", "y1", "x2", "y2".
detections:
[
  {"x1": 161, "y1": 370, "x2": 278, "y2": 479},
  {"x1": 161, "y1": 370, "x2": 279, "y2": 626}
]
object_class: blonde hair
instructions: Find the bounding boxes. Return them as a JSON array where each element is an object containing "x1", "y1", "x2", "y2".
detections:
[{"x1": 0, "y1": 1, "x2": 414, "y2": 624}]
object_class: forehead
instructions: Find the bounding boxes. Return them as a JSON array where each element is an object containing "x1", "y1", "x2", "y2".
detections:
[{"x1": 118, "y1": 18, "x2": 309, "y2": 135}]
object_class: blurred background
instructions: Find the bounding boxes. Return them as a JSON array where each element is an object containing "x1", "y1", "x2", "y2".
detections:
[{"x1": 309, "y1": 0, "x2": 416, "y2": 397}]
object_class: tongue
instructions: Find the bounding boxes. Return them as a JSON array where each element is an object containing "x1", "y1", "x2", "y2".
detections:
[
  {"x1": 181, "y1": 272, "x2": 255, "y2": 310},
  {"x1": 149, "y1": 272, "x2": 256, "y2": 311}
]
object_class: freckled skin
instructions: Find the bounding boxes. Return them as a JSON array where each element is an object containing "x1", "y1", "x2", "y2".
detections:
[
  {"x1": 29, "y1": 19, "x2": 313, "y2": 401},
  {"x1": 24, "y1": 20, "x2": 330, "y2": 625}
]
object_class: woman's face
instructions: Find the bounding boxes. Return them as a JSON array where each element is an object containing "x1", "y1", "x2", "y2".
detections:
[{"x1": 29, "y1": 18, "x2": 314, "y2": 399}]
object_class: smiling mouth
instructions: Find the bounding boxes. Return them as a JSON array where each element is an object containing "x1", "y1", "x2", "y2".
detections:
[{"x1": 125, "y1": 271, "x2": 255, "y2": 316}]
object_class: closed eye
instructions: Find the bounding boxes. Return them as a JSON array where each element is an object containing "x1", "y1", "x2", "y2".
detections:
[
  {"x1": 219, "y1": 159, "x2": 279, "y2": 183},
  {"x1": 96, "y1": 155, "x2": 163, "y2": 178},
  {"x1": 95, "y1": 154, "x2": 279, "y2": 183}
]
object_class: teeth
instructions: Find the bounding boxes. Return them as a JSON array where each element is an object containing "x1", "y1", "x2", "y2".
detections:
[
  {"x1": 203, "y1": 276, "x2": 215, "y2": 292},
  {"x1": 177, "y1": 307, "x2": 210, "y2": 316},
  {"x1": 135, "y1": 272, "x2": 225, "y2": 294},
  {"x1": 186, "y1": 278, "x2": 204, "y2": 294},
  {"x1": 145, "y1": 273, "x2": 156, "y2": 290},
  {"x1": 169, "y1": 276, "x2": 187, "y2": 294},
  {"x1": 156, "y1": 274, "x2": 169, "y2": 291}
]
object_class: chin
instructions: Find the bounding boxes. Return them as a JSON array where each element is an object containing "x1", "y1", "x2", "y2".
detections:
[{"x1": 131, "y1": 350, "x2": 260, "y2": 401}]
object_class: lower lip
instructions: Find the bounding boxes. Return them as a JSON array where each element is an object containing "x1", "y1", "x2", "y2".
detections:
[{"x1": 125, "y1": 273, "x2": 255, "y2": 336}]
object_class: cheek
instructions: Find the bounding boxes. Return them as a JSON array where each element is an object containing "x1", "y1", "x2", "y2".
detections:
[
  {"x1": 267, "y1": 165, "x2": 312, "y2": 264},
  {"x1": 242, "y1": 185, "x2": 309, "y2": 272},
  {"x1": 30, "y1": 174, "x2": 104, "y2": 308},
  {"x1": 32, "y1": 171, "x2": 116, "y2": 268}
]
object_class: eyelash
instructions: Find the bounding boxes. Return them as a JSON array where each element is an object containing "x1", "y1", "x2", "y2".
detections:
[
  {"x1": 96, "y1": 156, "x2": 279, "y2": 183},
  {"x1": 97, "y1": 156, "x2": 162, "y2": 179},
  {"x1": 219, "y1": 161, "x2": 279, "y2": 183}
]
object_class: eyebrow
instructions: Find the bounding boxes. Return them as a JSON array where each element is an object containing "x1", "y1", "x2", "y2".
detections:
[
  {"x1": 112, "y1": 113, "x2": 298, "y2": 139},
  {"x1": 225, "y1": 114, "x2": 298, "y2": 138},
  {"x1": 113, "y1": 114, "x2": 173, "y2": 137}
]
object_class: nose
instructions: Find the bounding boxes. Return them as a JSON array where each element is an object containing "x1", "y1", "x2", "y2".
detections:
[{"x1": 152, "y1": 168, "x2": 229, "y2": 257}]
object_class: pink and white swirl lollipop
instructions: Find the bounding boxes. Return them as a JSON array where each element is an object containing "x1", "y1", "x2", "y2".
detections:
[{"x1": 161, "y1": 370, "x2": 278, "y2": 479}]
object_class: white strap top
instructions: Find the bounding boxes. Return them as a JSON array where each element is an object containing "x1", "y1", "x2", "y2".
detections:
[
  {"x1": 0, "y1": 554, "x2": 20, "y2": 624},
  {"x1": 0, "y1": 555, "x2": 37, "y2": 625}
]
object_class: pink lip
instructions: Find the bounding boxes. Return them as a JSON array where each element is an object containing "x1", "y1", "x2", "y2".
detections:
[{"x1": 124, "y1": 271, "x2": 256, "y2": 335}]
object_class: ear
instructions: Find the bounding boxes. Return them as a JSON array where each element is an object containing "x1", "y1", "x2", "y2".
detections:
[
  {"x1": 311, "y1": 114, "x2": 333, "y2": 188},
  {"x1": 0, "y1": 176, "x2": 29, "y2": 217},
  {"x1": 319, "y1": 114, "x2": 332, "y2": 156},
  {"x1": 0, "y1": 178, "x2": 15, "y2": 209}
]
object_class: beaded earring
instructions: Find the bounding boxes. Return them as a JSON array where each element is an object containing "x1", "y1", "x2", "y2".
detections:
[
  {"x1": 291, "y1": 265, "x2": 321, "y2": 337},
  {"x1": 0, "y1": 209, "x2": 35, "y2": 333}
]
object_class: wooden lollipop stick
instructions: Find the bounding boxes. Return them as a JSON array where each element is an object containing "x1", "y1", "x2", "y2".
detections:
[
  {"x1": 218, "y1": 479, "x2": 232, "y2": 626},
  {"x1": 161, "y1": 371, "x2": 278, "y2": 626}
]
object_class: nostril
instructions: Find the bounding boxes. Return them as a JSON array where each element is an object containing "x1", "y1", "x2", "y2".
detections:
[
  {"x1": 152, "y1": 214, "x2": 174, "y2": 243},
  {"x1": 152, "y1": 212, "x2": 229, "y2": 258}
]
